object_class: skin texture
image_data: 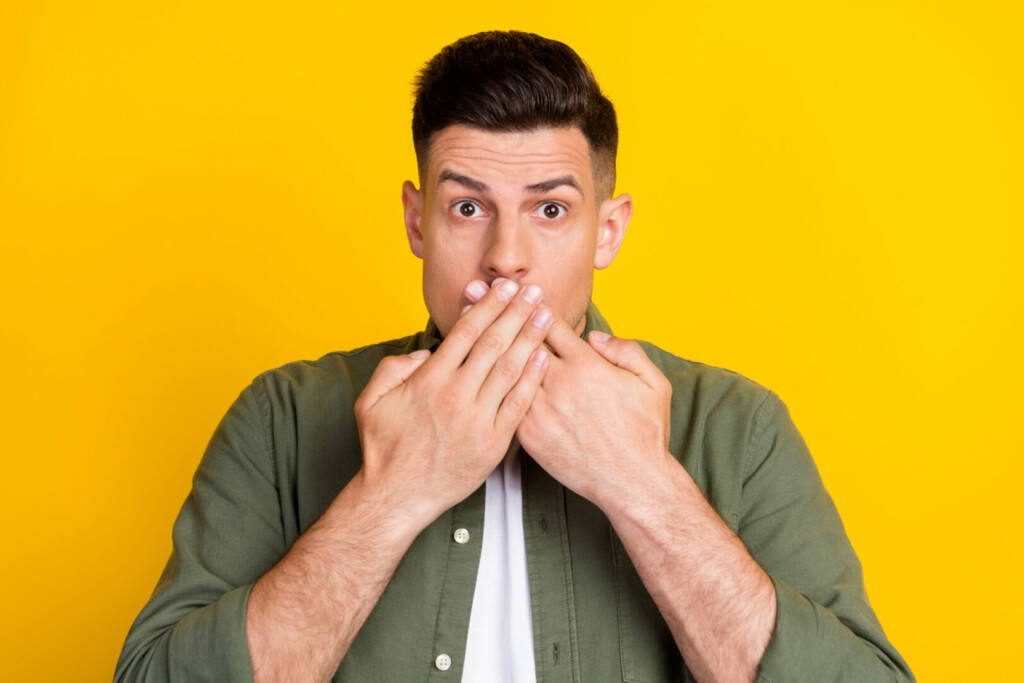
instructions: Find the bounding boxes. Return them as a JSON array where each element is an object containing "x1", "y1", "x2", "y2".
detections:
[
  {"x1": 400, "y1": 122, "x2": 633, "y2": 345},
  {"x1": 246, "y1": 123, "x2": 776, "y2": 683}
]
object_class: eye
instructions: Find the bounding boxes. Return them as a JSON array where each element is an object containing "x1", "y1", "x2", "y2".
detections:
[
  {"x1": 452, "y1": 200, "x2": 485, "y2": 218},
  {"x1": 537, "y1": 202, "x2": 568, "y2": 220}
]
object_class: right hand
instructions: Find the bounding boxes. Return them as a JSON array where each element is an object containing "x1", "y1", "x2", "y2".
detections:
[{"x1": 352, "y1": 277, "x2": 554, "y2": 526}]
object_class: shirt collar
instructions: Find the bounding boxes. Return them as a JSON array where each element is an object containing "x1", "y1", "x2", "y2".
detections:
[{"x1": 417, "y1": 298, "x2": 614, "y2": 353}]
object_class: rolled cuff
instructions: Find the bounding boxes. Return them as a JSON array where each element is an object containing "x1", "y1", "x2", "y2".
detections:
[
  {"x1": 168, "y1": 583, "x2": 257, "y2": 682},
  {"x1": 755, "y1": 572, "x2": 913, "y2": 682},
  {"x1": 116, "y1": 582, "x2": 257, "y2": 682}
]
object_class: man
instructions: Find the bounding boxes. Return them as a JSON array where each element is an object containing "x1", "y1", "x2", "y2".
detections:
[{"x1": 114, "y1": 30, "x2": 915, "y2": 682}]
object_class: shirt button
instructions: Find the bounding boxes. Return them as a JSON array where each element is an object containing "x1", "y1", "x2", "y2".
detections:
[
  {"x1": 435, "y1": 653, "x2": 452, "y2": 670},
  {"x1": 453, "y1": 528, "x2": 470, "y2": 544}
]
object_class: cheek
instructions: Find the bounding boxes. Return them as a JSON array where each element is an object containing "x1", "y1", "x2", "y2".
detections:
[
  {"x1": 424, "y1": 218, "x2": 486, "y2": 265},
  {"x1": 423, "y1": 226, "x2": 478, "y2": 279},
  {"x1": 421, "y1": 243, "x2": 486, "y2": 335},
  {"x1": 537, "y1": 251, "x2": 594, "y2": 319}
]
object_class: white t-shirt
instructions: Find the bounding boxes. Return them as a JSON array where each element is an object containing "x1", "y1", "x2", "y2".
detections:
[{"x1": 461, "y1": 438, "x2": 538, "y2": 682}]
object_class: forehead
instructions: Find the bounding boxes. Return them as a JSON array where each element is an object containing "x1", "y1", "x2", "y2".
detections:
[{"x1": 426, "y1": 124, "x2": 593, "y2": 190}]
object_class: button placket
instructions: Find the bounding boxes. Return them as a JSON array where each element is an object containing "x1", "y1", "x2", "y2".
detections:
[
  {"x1": 522, "y1": 449, "x2": 582, "y2": 682},
  {"x1": 427, "y1": 483, "x2": 486, "y2": 681}
]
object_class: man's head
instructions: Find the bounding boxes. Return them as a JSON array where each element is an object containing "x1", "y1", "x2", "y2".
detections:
[{"x1": 402, "y1": 30, "x2": 632, "y2": 341}]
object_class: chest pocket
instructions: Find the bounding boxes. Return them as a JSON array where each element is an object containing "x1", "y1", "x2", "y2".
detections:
[{"x1": 612, "y1": 531, "x2": 691, "y2": 682}]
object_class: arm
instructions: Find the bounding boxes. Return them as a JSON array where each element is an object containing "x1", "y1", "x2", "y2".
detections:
[
  {"x1": 600, "y1": 390, "x2": 915, "y2": 682},
  {"x1": 115, "y1": 277, "x2": 551, "y2": 682},
  {"x1": 524, "y1": 318, "x2": 914, "y2": 680},
  {"x1": 246, "y1": 280, "x2": 556, "y2": 680},
  {"x1": 112, "y1": 373, "x2": 426, "y2": 682},
  {"x1": 737, "y1": 391, "x2": 915, "y2": 681},
  {"x1": 113, "y1": 374, "x2": 282, "y2": 682},
  {"x1": 600, "y1": 447, "x2": 777, "y2": 683},
  {"x1": 245, "y1": 470, "x2": 423, "y2": 682}
]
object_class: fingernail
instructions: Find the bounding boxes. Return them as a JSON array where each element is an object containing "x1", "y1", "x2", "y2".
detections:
[
  {"x1": 497, "y1": 279, "x2": 519, "y2": 300},
  {"x1": 409, "y1": 349, "x2": 430, "y2": 359},
  {"x1": 531, "y1": 348, "x2": 549, "y2": 366},
  {"x1": 591, "y1": 331, "x2": 611, "y2": 342},
  {"x1": 522, "y1": 284, "x2": 542, "y2": 304},
  {"x1": 460, "y1": 304, "x2": 472, "y2": 315},
  {"x1": 465, "y1": 280, "x2": 488, "y2": 301},
  {"x1": 531, "y1": 306, "x2": 552, "y2": 328}
]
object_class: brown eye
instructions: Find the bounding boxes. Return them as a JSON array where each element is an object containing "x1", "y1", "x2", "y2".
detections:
[
  {"x1": 456, "y1": 201, "x2": 479, "y2": 217},
  {"x1": 540, "y1": 202, "x2": 565, "y2": 219}
]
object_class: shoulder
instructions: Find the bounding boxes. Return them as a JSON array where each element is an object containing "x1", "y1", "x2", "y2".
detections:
[
  {"x1": 252, "y1": 332, "x2": 420, "y2": 407},
  {"x1": 636, "y1": 338, "x2": 776, "y2": 422},
  {"x1": 635, "y1": 338, "x2": 787, "y2": 525}
]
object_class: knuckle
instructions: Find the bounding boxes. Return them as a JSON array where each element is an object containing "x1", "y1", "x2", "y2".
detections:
[
  {"x1": 454, "y1": 320, "x2": 480, "y2": 343},
  {"x1": 432, "y1": 387, "x2": 458, "y2": 415},
  {"x1": 504, "y1": 392, "x2": 529, "y2": 416},
  {"x1": 476, "y1": 331, "x2": 505, "y2": 353},
  {"x1": 404, "y1": 371, "x2": 426, "y2": 393},
  {"x1": 492, "y1": 356, "x2": 520, "y2": 381}
]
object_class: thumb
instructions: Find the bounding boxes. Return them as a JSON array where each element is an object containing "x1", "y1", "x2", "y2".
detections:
[
  {"x1": 358, "y1": 349, "x2": 431, "y2": 412},
  {"x1": 587, "y1": 331, "x2": 663, "y2": 390}
]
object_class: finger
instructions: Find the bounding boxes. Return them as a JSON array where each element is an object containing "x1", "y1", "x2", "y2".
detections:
[
  {"x1": 494, "y1": 346, "x2": 550, "y2": 433},
  {"x1": 428, "y1": 277, "x2": 522, "y2": 374},
  {"x1": 456, "y1": 280, "x2": 545, "y2": 387},
  {"x1": 476, "y1": 301, "x2": 554, "y2": 411},
  {"x1": 587, "y1": 332, "x2": 668, "y2": 391},
  {"x1": 542, "y1": 305, "x2": 591, "y2": 359},
  {"x1": 355, "y1": 350, "x2": 432, "y2": 413}
]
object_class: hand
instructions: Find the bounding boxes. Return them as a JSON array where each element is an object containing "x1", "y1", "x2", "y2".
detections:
[
  {"x1": 515, "y1": 307, "x2": 674, "y2": 510},
  {"x1": 353, "y1": 277, "x2": 555, "y2": 526}
]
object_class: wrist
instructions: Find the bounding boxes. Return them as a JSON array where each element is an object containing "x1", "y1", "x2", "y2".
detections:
[
  {"x1": 341, "y1": 469, "x2": 438, "y2": 542},
  {"x1": 597, "y1": 449, "x2": 688, "y2": 521}
]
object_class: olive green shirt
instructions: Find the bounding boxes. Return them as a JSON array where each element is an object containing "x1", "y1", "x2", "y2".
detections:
[{"x1": 114, "y1": 300, "x2": 914, "y2": 682}]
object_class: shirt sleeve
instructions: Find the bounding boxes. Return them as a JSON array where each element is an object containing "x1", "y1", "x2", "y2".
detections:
[
  {"x1": 113, "y1": 373, "x2": 285, "y2": 682},
  {"x1": 738, "y1": 390, "x2": 916, "y2": 682}
]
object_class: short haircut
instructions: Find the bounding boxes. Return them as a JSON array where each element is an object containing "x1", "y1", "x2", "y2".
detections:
[{"x1": 411, "y1": 30, "x2": 619, "y2": 200}]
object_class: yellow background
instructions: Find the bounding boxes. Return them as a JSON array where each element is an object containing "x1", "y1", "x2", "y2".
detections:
[{"x1": 2, "y1": 1, "x2": 1020, "y2": 680}]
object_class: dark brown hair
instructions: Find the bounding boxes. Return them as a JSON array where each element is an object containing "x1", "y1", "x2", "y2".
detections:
[{"x1": 411, "y1": 30, "x2": 618, "y2": 199}]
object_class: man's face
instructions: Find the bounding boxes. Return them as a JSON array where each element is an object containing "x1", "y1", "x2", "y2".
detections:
[{"x1": 402, "y1": 123, "x2": 632, "y2": 343}]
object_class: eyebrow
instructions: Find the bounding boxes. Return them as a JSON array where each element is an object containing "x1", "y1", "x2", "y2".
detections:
[{"x1": 437, "y1": 169, "x2": 584, "y2": 197}]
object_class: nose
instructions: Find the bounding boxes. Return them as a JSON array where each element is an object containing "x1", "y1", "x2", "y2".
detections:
[{"x1": 482, "y1": 212, "x2": 531, "y2": 284}]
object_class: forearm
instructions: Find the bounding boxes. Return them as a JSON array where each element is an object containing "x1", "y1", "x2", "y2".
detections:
[
  {"x1": 245, "y1": 470, "x2": 427, "y2": 683},
  {"x1": 599, "y1": 452, "x2": 777, "y2": 683}
]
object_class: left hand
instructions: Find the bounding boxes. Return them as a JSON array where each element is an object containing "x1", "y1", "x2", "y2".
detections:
[{"x1": 514, "y1": 306, "x2": 674, "y2": 509}]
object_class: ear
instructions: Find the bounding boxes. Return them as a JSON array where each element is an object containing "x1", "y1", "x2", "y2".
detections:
[
  {"x1": 594, "y1": 192, "x2": 633, "y2": 270},
  {"x1": 402, "y1": 179, "x2": 425, "y2": 259}
]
